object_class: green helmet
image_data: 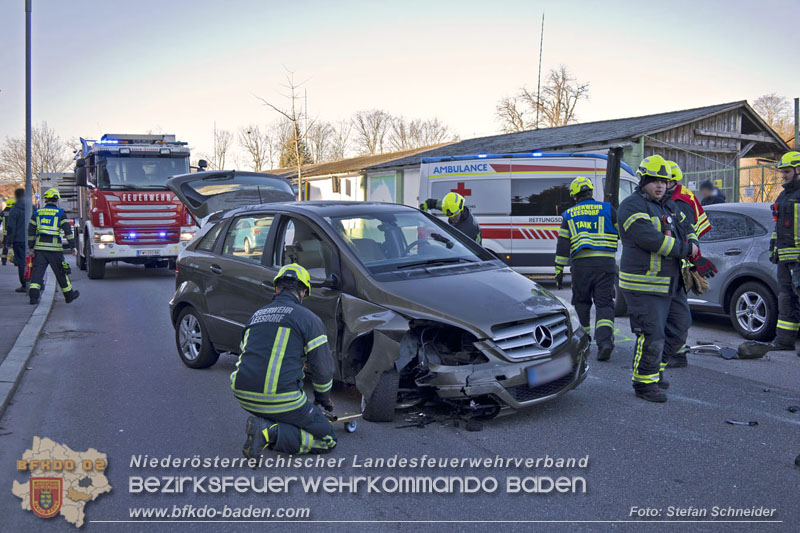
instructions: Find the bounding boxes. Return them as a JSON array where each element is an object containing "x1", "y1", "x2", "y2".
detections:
[
  {"x1": 636, "y1": 155, "x2": 671, "y2": 181},
  {"x1": 43, "y1": 188, "x2": 61, "y2": 200},
  {"x1": 666, "y1": 160, "x2": 683, "y2": 182},
  {"x1": 569, "y1": 176, "x2": 594, "y2": 197},
  {"x1": 777, "y1": 151, "x2": 800, "y2": 169},
  {"x1": 441, "y1": 192, "x2": 465, "y2": 217},
  {"x1": 273, "y1": 263, "x2": 312, "y2": 294}
]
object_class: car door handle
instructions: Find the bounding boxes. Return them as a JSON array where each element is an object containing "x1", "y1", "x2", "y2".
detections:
[
  {"x1": 724, "y1": 249, "x2": 742, "y2": 256},
  {"x1": 209, "y1": 264, "x2": 223, "y2": 275}
]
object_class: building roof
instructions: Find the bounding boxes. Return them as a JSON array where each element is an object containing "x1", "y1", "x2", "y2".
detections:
[
  {"x1": 268, "y1": 142, "x2": 454, "y2": 180},
  {"x1": 367, "y1": 101, "x2": 789, "y2": 171}
]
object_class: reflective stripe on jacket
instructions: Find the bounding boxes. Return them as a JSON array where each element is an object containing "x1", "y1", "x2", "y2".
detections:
[
  {"x1": 27, "y1": 205, "x2": 74, "y2": 251},
  {"x1": 618, "y1": 188, "x2": 693, "y2": 295},
  {"x1": 771, "y1": 180, "x2": 800, "y2": 263},
  {"x1": 555, "y1": 199, "x2": 618, "y2": 267},
  {"x1": 230, "y1": 291, "x2": 334, "y2": 414}
]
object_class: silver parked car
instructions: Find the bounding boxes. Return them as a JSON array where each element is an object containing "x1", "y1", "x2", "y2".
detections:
[{"x1": 688, "y1": 203, "x2": 778, "y2": 341}]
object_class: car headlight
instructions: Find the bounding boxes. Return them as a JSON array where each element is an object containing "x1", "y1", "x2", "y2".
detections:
[{"x1": 556, "y1": 296, "x2": 582, "y2": 333}]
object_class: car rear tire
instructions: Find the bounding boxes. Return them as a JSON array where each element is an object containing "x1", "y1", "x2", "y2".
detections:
[
  {"x1": 361, "y1": 369, "x2": 399, "y2": 422},
  {"x1": 86, "y1": 238, "x2": 105, "y2": 279},
  {"x1": 175, "y1": 307, "x2": 219, "y2": 368},
  {"x1": 729, "y1": 282, "x2": 777, "y2": 341},
  {"x1": 244, "y1": 238, "x2": 252, "y2": 254}
]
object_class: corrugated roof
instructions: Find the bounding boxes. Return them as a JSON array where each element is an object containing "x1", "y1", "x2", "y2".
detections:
[
  {"x1": 268, "y1": 142, "x2": 454, "y2": 180},
  {"x1": 367, "y1": 101, "x2": 784, "y2": 171}
]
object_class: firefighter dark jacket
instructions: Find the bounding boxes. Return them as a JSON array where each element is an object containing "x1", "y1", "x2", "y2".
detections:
[
  {"x1": 770, "y1": 179, "x2": 800, "y2": 263},
  {"x1": 230, "y1": 291, "x2": 334, "y2": 415},
  {"x1": 618, "y1": 187, "x2": 697, "y2": 295},
  {"x1": 27, "y1": 203, "x2": 75, "y2": 251},
  {"x1": 453, "y1": 206, "x2": 482, "y2": 244}
]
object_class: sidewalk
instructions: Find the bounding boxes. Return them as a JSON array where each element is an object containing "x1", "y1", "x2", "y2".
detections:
[{"x1": 0, "y1": 261, "x2": 36, "y2": 366}]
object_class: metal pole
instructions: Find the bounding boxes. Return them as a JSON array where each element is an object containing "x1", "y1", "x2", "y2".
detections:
[
  {"x1": 794, "y1": 97, "x2": 798, "y2": 149},
  {"x1": 535, "y1": 12, "x2": 544, "y2": 130},
  {"x1": 24, "y1": 0, "x2": 33, "y2": 232}
]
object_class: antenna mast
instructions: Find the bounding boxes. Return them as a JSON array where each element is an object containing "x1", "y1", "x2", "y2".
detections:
[{"x1": 535, "y1": 12, "x2": 545, "y2": 130}]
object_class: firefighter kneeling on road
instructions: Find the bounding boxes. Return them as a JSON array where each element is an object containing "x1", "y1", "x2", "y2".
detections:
[
  {"x1": 233, "y1": 264, "x2": 337, "y2": 458},
  {"x1": 420, "y1": 192, "x2": 482, "y2": 244},
  {"x1": 619, "y1": 156, "x2": 699, "y2": 402},
  {"x1": 27, "y1": 188, "x2": 79, "y2": 305},
  {"x1": 554, "y1": 176, "x2": 618, "y2": 361}
]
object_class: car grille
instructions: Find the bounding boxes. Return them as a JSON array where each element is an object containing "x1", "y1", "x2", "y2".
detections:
[
  {"x1": 506, "y1": 362, "x2": 578, "y2": 402},
  {"x1": 491, "y1": 313, "x2": 570, "y2": 360}
]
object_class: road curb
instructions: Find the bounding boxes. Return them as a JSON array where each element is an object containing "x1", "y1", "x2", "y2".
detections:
[{"x1": 0, "y1": 271, "x2": 56, "y2": 418}]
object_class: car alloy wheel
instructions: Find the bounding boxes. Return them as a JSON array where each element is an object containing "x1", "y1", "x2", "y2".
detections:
[
  {"x1": 179, "y1": 313, "x2": 203, "y2": 361},
  {"x1": 735, "y1": 291, "x2": 768, "y2": 334}
]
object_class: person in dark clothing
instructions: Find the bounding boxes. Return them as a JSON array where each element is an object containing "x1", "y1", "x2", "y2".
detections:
[
  {"x1": 618, "y1": 155, "x2": 699, "y2": 402},
  {"x1": 5, "y1": 189, "x2": 28, "y2": 292},
  {"x1": 420, "y1": 192, "x2": 482, "y2": 244},
  {"x1": 554, "y1": 176, "x2": 618, "y2": 361},
  {"x1": 699, "y1": 181, "x2": 726, "y2": 206},
  {"x1": 234, "y1": 263, "x2": 337, "y2": 458},
  {"x1": 27, "y1": 188, "x2": 79, "y2": 304},
  {"x1": 766, "y1": 151, "x2": 800, "y2": 354}
]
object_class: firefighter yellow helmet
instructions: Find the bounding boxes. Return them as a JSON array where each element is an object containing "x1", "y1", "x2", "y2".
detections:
[
  {"x1": 777, "y1": 151, "x2": 800, "y2": 169},
  {"x1": 666, "y1": 160, "x2": 683, "y2": 181},
  {"x1": 569, "y1": 176, "x2": 594, "y2": 197},
  {"x1": 5, "y1": 198, "x2": 15, "y2": 208},
  {"x1": 636, "y1": 155, "x2": 671, "y2": 180},
  {"x1": 441, "y1": 192, "x2": 465, "y2": 217},
  {"x1": 273, "y1": 263, "x2": 312, "y2": 294},
  {"x1": 43, "y1": 188, "x2": 61, "y2": 200}
]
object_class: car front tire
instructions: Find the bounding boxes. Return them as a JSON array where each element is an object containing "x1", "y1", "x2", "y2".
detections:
[
  {"x1": 729, "y1": 281, "x2": 777, "y2": 341},
  {"x1": 175, "y1": 307, "x2": 220, "y2": 368},
  {"x1": 361, "y1": 369, "x2": 399, "y2": 422}
]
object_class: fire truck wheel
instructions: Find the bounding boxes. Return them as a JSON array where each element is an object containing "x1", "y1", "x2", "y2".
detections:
[
  {"x1": 77, "y1": 230, "x2": 86, "y2": 270},
  {"x1": 175, "y1": 307, "x2": 219, "y2": 369},
  {"x1": 86, "y1": 239, "x2": 106, "y2": 279}
]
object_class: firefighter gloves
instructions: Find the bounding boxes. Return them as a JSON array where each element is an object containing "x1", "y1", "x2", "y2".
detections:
[{"x1": 692, "y1": 257, "x2": 718, "y2": 278}]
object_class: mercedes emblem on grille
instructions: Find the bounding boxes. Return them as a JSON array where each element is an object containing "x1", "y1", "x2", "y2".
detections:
[{"x1": 533, "y1": 325, "x2": 554, "y2": 348}]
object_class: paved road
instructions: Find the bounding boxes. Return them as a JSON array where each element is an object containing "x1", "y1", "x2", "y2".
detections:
[{"x1": 1, "y1": 264, "x2": 798, "y2": 531}]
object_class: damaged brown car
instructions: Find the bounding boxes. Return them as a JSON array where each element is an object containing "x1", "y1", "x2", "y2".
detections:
[{"x1": 167, "y1": 171, "x2": 590, "y2": 422}]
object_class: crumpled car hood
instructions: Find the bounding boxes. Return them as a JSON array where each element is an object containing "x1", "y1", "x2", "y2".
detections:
[{"x1": 367, "y1": 265, "x2": 567, "y2": 339}]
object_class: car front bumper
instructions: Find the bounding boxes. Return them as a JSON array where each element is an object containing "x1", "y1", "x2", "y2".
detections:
[{"x1": 422, "y1": 329, "x2": 590, "y2": 410}]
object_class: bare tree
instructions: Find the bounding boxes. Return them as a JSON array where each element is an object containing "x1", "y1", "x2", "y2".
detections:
[
  {"x1": 238, "y1": 125, "x2": 273, "y2": 171},
  {"x1": 204, "y1": 125, "x2": 233, "y2": 170},
  {"x1": 390, "y1": 116, "x2": 452, "y2": 151},
  {"x1": 352, "y1": 109, "x2": 392, "y2": 155},
  {"x1": 496, "y1": 65, "x2": 590, "y2": 132},
  {"x1": 0, "y1": 122, "x2": 73, "y2": 184},
  {"x1": 255, "y1": 70, "x2": 314, "y2": 199},
  {"x1": 329, "y1": 119, "x2": 352, "y2": 161},
  {"x1": 306, "y1": 121, "x2": 335, "y2": 163},
  {"x1": 753, "y1": 94, "x2": 793, "y2": 140}
]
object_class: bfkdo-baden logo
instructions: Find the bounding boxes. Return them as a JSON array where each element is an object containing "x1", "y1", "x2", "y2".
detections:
[
  {"x1": 12, "y1": 437, "x2": 111, "y2": 528},
  {"x1": 30, "y1": 477, "x2": 63, "y2": 518}
]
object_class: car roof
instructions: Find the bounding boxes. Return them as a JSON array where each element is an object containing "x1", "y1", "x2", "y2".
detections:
[
  {"x1": 170, "y1": 170, "x2": 288, "y2": 180},
  {"x1": 703, "y1": 202, "x2": 772, "y2": 224},
  {"x1": 223, "y1": 201, "x2": 418, "y2": 219}
]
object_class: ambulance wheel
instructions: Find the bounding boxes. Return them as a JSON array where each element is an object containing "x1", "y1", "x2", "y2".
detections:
[
  {"x1": 175, "y1": 307, "x2": 219, "y2": 368},
  {"x1": 344, "y1": 420, "x2": 358, "y2": 433},
  {"x1": 361, "y1": 369, "x2": 399, "y2": 422}
]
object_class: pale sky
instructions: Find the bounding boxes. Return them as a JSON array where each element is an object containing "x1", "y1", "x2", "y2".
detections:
[{"x1": 0, "y1": 0, "x2": 798, "y2": 166}]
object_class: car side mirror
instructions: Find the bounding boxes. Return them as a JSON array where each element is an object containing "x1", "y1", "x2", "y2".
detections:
[
  {"x1": 75, "y1": 159, "x2": 87, "y2": 187},
  {"x1": 311, "y1": 273, "x2": 340, "y2": 290}
]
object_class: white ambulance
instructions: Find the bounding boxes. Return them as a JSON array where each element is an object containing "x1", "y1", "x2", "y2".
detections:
[{"x1": 418, "y1": 152, "x2": 638, "y2": 274}]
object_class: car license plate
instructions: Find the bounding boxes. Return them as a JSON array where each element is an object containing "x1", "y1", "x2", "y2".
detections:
[
  {"x1": 526, "y1": 356, "x2": 572, "y2": 387},
  {"x1": 136, "y1": 249, "x2": 160, "y2": 256}
]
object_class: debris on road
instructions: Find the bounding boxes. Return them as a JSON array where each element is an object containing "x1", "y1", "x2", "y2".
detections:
[
  {"x1": 688, "y1": 345, "x2": 737, "y2": 359},
  {"x1": 725, "y1": 419, "x2": 758, "y2": 426},
  {"x1": 737, "y1": 341, "x2": 771, "y2": 359},
  {"x1": 787, "y1": 406, "x2": 800, "y2": 413}
]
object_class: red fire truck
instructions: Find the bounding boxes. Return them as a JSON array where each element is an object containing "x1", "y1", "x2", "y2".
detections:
[{"x1": 73, "y1": 134, "x2": 196, "y2": 279}]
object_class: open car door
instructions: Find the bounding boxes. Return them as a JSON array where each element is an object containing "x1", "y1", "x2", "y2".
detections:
[{"x1": 166, "y1": 170, "x2": 295, "y2": 222}]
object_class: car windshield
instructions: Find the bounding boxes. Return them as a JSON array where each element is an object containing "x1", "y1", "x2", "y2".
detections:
[
  {"x1": 99, "y1": 156, "x2": 189, "y2": 190},
  {"x1": 325, "y1": 210, "x2": 487, "y2": 273}
]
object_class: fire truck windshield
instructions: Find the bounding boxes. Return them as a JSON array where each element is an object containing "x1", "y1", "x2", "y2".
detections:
[{"x1": 98, "y1": 156, "x2": 189, "y2": 190}]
